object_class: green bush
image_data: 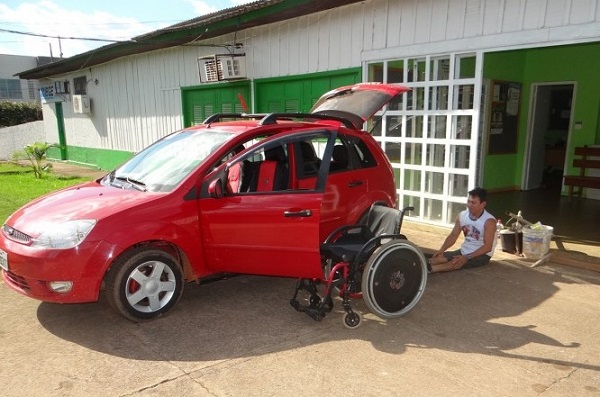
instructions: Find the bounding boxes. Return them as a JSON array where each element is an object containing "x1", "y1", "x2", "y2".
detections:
[{"x1": 0, "y1": 102, "x2": 43, "y2": 127}]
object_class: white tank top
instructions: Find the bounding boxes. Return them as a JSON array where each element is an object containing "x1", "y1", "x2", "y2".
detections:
[{"x1": 459, "y1": 209, "x2": 496, "y2": 257}]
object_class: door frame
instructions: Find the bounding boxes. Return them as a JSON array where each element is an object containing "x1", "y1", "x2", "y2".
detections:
[
  {"x1": 522, "y1": 82, "x2": 576, "y2": 191},
  {"x1": 55, "y1": 102, "x2": 67, "y2": 160}
]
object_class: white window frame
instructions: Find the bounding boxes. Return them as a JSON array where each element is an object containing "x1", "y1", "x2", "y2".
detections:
[{"x1": 365, "y1": 51, "x2": 484, "y2": 225}]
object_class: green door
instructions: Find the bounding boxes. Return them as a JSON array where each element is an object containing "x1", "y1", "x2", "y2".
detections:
[
  {"x1": 181, "y1": 81, "x2": 251, "y2": 127},
  {"x1": 181, "y1": 68, "x2": 360, "y2": 126},
  {"x1": 254, "y1": 68, "x2": 361, "y2": 113}
]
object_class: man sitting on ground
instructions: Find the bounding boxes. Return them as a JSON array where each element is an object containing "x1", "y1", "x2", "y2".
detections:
[{"x1": 428, "y1": 187, "x2": 496, "y2": 273}]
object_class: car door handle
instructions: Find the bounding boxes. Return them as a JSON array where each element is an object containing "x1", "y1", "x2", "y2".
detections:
[
  {"x1": 348, "y1": 180, "x2": 364, "y2": 188},
  {"x1": 284, "y1": 209, "x2": 313, "y2": 217}
]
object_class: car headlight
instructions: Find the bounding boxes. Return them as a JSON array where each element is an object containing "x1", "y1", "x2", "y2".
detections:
[{"x1": 32, "y1": 220, "x2": 97, "y2": 249}]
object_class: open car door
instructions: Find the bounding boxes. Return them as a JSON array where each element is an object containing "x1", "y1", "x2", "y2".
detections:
[{"x1": 198, "y1": 129, "x2": 336, "y2": 279}]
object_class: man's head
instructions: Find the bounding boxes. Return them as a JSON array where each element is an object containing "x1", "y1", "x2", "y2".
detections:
[
  {"x1": 468, "y1": 187, "x2": 488, "y2": 203},
  {"x1": 467, "y1": 187, "x2": 488, "y2": 217}
]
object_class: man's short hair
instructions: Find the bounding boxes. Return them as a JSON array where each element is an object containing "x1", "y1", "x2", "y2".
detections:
[{"x1": 468, "y1": 187, "x2": 488, "y2": 203}]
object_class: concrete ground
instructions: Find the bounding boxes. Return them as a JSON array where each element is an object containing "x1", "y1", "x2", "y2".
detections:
[{"x1": 1, "y1": 161, "x2": 599, "y2": 396}]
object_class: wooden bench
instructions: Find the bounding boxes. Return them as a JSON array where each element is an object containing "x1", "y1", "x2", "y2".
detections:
[{"x1": 563, "y1": 145, "x2": 600, "y2": 199}]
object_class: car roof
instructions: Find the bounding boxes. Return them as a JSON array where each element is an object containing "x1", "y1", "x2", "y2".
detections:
[{"x1": 185, "y1": 115, "x2": 356, "y2": 137}]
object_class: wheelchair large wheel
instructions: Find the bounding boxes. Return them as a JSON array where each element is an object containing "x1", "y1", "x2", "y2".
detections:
[{"x1": 361, "y1": 239, "x2": 427, "y2": 319}]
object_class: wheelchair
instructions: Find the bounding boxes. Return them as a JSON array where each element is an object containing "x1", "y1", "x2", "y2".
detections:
[{"x1": 290, "y1": 204, "x2": 428, "y2": 328}]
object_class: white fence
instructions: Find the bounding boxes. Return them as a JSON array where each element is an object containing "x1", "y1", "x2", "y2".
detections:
[{"x1": 0, "y1": 121, "x2": 45, "y2": 160}]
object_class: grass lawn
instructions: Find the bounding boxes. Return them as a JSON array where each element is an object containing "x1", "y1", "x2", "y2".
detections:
[{"x1": 0, "y1": 162, "x2": 91, "y2": 223}]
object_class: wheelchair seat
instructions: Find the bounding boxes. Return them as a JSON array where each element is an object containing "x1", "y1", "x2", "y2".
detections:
[{"x1": 320, "y1": 204, "x2": 405, "y2": 264}]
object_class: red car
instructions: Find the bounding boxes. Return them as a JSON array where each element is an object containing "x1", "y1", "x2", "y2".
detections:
[{"x1": 0, "y1": 83, "x2": 411, "y2": 321}]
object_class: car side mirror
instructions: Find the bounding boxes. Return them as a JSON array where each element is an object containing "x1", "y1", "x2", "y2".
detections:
[{"x1": 208, "y1": 178, "x2": 224, "y2": 198}]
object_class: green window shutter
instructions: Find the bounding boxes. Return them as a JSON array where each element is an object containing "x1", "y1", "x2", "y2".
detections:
[
  {"x1": 285, "y1": 99, "x2": 299, "y2": 113},
  {"x1": 181, "y1": 82, "x2": 251, "y2": 127},
  {"x1": 268, "y1": 101, "x2": 282, "y2": 113},
  {"x1": 255, "y1": 68, "x2": 360, "y2": 114},
  {"x1": 221, "y1": 102, "x2": 233, "y2": 113}
]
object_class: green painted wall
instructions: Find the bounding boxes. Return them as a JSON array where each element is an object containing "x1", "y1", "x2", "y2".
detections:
[
  {"x1": 482, "y1": 51, "x2": 526, "y2": 190},
  {"x1": 483, "y1": 42, "x2": 600, "y2": 191},
  {"x1": 48, "y1": 145, "x2": 134, "y2": 171},
  {"x1": 525, "y1": 43, "x2": 600, "y2": 148}
]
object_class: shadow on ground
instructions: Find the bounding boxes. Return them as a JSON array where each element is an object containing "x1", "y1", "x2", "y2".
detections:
[{"x1": 35, "y1": 261, "x2": 596, "y2": 371}]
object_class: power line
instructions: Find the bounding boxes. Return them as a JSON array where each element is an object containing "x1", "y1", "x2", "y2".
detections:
[
  {"x1": 0, "y1": 27, "x2": 132, "y2": 43},
  {"x1": 0, "y1": 25, "x2": 239, "y2": 59},
  {"x1": 0, "y1": 19, "x2": 180, "y2": 27}
]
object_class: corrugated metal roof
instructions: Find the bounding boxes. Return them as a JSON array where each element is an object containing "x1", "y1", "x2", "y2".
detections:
[
  {"x1": 18, "y1": 0, "x2": 362, "y2": 80},
  {"x1": 134, "y1": 0, "x2": 280, "y2": 40}
]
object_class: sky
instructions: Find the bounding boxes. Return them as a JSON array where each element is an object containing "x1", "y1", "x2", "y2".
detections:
[{"x1": 0, "y1": 0, "x2": 253, "y2": 58}]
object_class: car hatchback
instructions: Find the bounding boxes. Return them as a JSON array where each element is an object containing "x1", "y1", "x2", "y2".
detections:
[{"x1": 0, "y1": 83, "x2": 409, "y2": 321}]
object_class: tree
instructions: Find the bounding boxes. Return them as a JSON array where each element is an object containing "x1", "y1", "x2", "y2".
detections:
[{"x1": 12, "y1": 142, "x2": 58, "y2": 179}]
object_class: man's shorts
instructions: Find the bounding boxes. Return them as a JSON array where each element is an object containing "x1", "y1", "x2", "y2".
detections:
[{"x1": 443, "y1": 249, "x2": 491, "y2": 269}]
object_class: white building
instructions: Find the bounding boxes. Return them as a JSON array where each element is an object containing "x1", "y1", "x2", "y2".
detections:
[
  {"x1": 0, "y1": 54, "x2": 52, "y2": 102},
  {"x1": 16, "y1": 0, "x2": 600, "y2": 224}
]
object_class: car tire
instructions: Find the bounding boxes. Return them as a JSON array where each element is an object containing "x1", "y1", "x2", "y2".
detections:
[{"x1": 105, "y1": 247, "x2": 184, "y2": 321}]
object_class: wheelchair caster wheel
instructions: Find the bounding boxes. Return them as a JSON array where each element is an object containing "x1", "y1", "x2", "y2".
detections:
[
  {"x1": 343, "y1": 312, "x2": 362, "y2": 329},
  {"x1": 290, "y1": 299, "x2": 300, "y2": 311},
  {"x1": 308, "y1": 295, "x2": 321, "y2": 308}
]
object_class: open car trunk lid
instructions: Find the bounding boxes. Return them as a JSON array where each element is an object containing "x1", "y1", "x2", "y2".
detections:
[{"x1": 309, "y1": 83, "x2": 410, "y2": 129}]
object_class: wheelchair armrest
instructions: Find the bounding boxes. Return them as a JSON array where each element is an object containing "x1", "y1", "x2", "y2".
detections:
[
  {"x1": 323, "y1": 224, "x2": 369, "y2": 243},
  {"x1": 353, "y1": 233, "x2": 405, "y2": 263}
]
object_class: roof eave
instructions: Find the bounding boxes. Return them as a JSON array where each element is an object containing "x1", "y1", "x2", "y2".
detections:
[{"x1": 17, "y1": 0, "x2": 362, "y2": 80}]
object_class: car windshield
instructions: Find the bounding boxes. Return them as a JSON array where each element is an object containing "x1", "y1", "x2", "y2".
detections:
[{"x1": 105, "y1": 129, "x2": 233, "y2": 192}]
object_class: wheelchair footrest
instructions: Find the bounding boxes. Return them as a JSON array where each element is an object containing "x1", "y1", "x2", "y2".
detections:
[{"x1": 290, "y1": 298, "x2": 327, "y2": 321}]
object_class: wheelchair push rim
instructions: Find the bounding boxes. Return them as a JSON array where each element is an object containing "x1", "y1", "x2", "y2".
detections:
[{"x1": 361, "y1": 239, "x2": 427, "y2": 319}]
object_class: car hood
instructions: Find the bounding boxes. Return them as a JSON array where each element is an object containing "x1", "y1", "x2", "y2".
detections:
[
  {"x1": 310, "y1": 83, "x2": 410, "y2": 128},
  {"x1": 6, "y1": 181, "x2": 158, "y2": 237}
]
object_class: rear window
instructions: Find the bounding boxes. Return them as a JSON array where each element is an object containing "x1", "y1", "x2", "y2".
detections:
[{"x1": 349, "y1": 138, "x2": 377, "y2": 169}]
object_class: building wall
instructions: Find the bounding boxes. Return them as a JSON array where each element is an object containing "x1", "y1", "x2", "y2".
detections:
[
  {"x1": 0, "y1": 121, "x2": 44, "y2": 160},
  {"x1": 361, "y1": 0, "x2": 600, "y2": 59},
  {"x1": 244, "y1": 2, "x2": 365, "y2": 77},
  {"x1": 37, "y1": 0, "x2": 600, "y2": 163},
  {"x1": 0, "y1": 54, "x2": 40, "y2": 102},
  {"x1": 482, "y1": 42, "x2": 600, "y2": 191}
]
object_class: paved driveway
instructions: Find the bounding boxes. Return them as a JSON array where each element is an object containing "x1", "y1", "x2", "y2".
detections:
[{"x1": 1, "y1": 257, "x2": 600, "y2": 396}]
